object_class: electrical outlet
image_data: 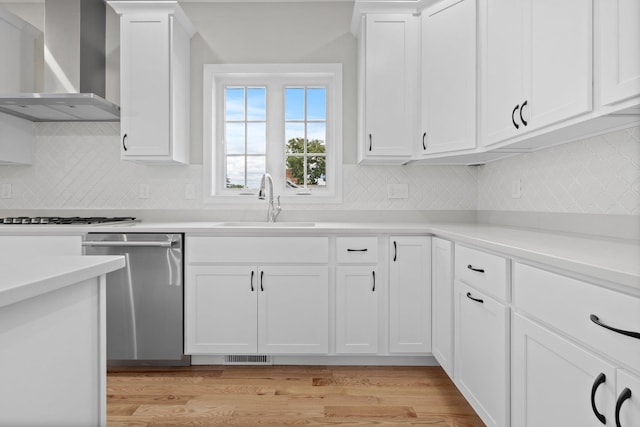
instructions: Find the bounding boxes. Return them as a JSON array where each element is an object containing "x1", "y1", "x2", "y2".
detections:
[
  {"x1": 1, "y1": 183, "x2": 11, "y2": 199},
  {"x1": 387, "y1": 183, "x2": 409, "y2": 199},
  {"x1": 511, "y1": 179, "x2": 522, "y2": 199},
  {"x1": 185, "y1": 183, "x2": 196, "y2": 200},
  {"x1": 139, "y1": 183, "x2": 150, "y2": 199}
]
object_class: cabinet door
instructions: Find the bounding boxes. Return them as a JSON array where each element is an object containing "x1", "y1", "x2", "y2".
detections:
[
  {"x1": 481, "y1": 0, "x2": 592, "y2": 146},
  {"x1": 481, "y1": 0, "x2": 525, "y2": 145},
  {"x1": 616, "y1": 370, "x2": 640, "y2": 427},
  {"x1": 525, "y1": 0, "x2": 592, "y2": 131},
  {"x1": 420, "y1": 0, "x2": 476, "y2": 155},
  {"x1": 336, "y1": 266, "x2": 378, "y2": 354},
  {"x1": 512, "y1": 313, "x2": 617, "y2": 427},
  {"x1": 598, "y1": 0, "x2": 640, "y2": 106},
  {"x1": 454, "y1": 280, "x2": 508, "y2": 427},
  {"x1": 361, "y1": 14, "x2": 417, "y2": 162},
  {"x1": 389, "y1": 236, "x2": 431, "y2": 353},
  {"x1": 185, "y1": 266, "x2": 257, "y2": 354},
  {"x1": 258, "y1": 266, "x2": 329, "y2": 354},
  {"x1": 120, "y1": 14, "x2": 170, "y2": 157},
  {"x1": 431, "y1": 238, "x2": 453, "y2": 377}
]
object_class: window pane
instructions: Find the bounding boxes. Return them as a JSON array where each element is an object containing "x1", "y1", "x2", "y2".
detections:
[
  {"x1": 307, "y1": 123, "x2": 326, "y2": 152},
  {"x1": 285, "y1": 123, "x2": 305, "y2": 153},
  {"x1": 246, "y1": 156, "x2": 266, "y2": 190},
  {"x1": 307, "y1": 88, "x2": 326, "y2": 120},
  {"x1": 247, "y1": 87, "x2": 266, "y2": 121},
  {"x1": 285, "y1": 87, "x2": 305, "y2": 121},
  {"x1": 247, "y1": 122, "x2": 266, "y2": 154},
  {"x1": 225, "y1": 123, "x2": 245, "y2": 154},
  {"x1": 226, "y1": 157, "x2": 245, "y2": 188},
  {"x1": 225, "y1": 87, "x2": 245, "y2": 121},
  {"x1": 307, "y1": 155, "x2": 327, "y2": 188},
  {"x1": 285, "y1": 155, "x2": 304, "y2": 187}
]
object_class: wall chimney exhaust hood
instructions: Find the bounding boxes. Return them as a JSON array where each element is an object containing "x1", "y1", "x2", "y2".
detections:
[{"x1": 0, "y1": 0, "x2": 120, "y2": 122}]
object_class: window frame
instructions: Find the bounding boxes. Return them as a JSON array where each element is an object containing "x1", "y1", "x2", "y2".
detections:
[{"x1": 203, "y1": 63, "x2": 343, "y2": 205}]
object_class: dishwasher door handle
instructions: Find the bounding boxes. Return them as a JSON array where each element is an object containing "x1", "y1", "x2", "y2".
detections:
[{"x1": 82, "y1": 240, "x2": 176, "y2": 248}]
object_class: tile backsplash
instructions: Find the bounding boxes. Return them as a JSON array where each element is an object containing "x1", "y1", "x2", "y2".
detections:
[{"x1": 0, "y1": 122, "x2": 638, "y2": 220}]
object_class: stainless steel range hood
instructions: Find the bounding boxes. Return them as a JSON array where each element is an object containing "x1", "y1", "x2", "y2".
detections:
[{"x1": 0, "y1": 0, "x2": 120, "y2": 122}]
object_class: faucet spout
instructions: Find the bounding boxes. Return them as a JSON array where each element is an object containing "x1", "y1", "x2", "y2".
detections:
[{"x1": 258, "y1": 173, "x2": 282, "y2": 222}]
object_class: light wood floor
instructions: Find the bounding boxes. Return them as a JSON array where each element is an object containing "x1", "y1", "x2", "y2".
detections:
[{"x1": 107, "y1": 365, "x2": 485, "y2": 426}]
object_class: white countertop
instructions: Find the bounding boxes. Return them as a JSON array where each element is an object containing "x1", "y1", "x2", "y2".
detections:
[
  {"x1": 0, "y1": 255, "x2": 125, "y2": 308},
  {"x1": 1, "y1": 220, "x2": 638, "y2": 293}
]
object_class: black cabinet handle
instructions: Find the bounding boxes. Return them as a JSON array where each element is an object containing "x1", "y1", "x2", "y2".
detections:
[
  {"x1": 467, "y1": 264, "x2": 485, "y2": 273},
  {"x1": 393, "y1": 241, "x2": 397, "y2": 262},
  {"x1": 466, "y1": 292, "x2": 484, "y2": 304},
  {"x1": 369, "y1": 134, "x2": 372, "y2": 151},
  {"x1": 260, "y1": 271, "x2": 264, "y2": 292},
  {"x1": 591, "y1": 373, "x2": 607, "y2": 424},
  {"x1": 122, "y1": 133, "x2": 128, "y2": 151},
  {"x1": 615, "y1": 388, "x2": 632, "y2": 427},
  {"x1": 511, "y1": 105, "x2": 520, "y2": 129},
  {"x1": 250, "y1": 270, "x2": 254, "y2": 292},
  {"x1": 422, "y1": 132, "x2": 427, "y2": 150},
  {"x1": 372, "y1": 271, "x2": 376, "y2": 292},
  {"x1": 590, "y1": 314, "x2": 640, "y2": 339},
  {"x1": 520, "y1": 100, "x2": 528, "y2": 126},
  {"x1": 347, "y1": 248, "x2": 368, "y2": 252}
]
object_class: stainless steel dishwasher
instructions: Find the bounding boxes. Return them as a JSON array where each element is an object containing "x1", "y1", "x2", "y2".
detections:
[{"x1": 83, "y1": 233, "x2": 189, "y2": 366}]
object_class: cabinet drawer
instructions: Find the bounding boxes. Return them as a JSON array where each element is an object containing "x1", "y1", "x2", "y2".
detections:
[
  {"x1": 187, "y1": 236, "x2": 329, "y2": 264},
  {"x1": 336, "y1": 237, "x2": 378, "y2": 264},
  {"x1": 514, "y1": 263, "x2": 640, "y2": 372},
  {"x1": 455, "y1": 245, "x2": 509, "y2": 300}
]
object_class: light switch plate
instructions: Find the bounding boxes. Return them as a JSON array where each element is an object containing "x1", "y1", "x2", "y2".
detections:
[
  {"x1": 1, "y1": 183, "x2": 11, "y2": 199},
  {"x1": 387, "y1": 183, "x2": 409, "y2": 199}
]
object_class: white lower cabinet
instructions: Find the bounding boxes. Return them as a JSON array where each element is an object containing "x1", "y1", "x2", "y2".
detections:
[
  {"x1": 454, "y1": 280, "x2": 509, "y2": 427},
  {"x1": 336, "y1": 266, "x2": 378, "y2": 354},
  {"x1": 389, "y1": 236, "x2": 431, "y2": 353},
  {"x1": 512, "y1": 313, "x2": 617, "y2": 427},
  {"x1": 186, "y1": 264, "x2": 328, "y2": 355},
  {"x1": 431, "y1": 237, "x2": 454, "y2": 377}
]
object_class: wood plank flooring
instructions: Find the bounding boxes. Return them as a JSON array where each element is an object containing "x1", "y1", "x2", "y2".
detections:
[{"x1": 107, "y1": 365, "x2": 485, "y2": 426}]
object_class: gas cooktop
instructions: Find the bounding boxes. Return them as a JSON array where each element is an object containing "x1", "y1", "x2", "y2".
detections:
[{"x1": 1, "y1": 216, "x2": 138, "y2": 225}]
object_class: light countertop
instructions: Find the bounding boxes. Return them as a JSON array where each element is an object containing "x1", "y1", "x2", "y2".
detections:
[
  {"x1": 1, "y1": 220, "x2": 638, "y2": 293},
  {"x1": 0, "y1": 255, "x2": 125, "y2": 308}
]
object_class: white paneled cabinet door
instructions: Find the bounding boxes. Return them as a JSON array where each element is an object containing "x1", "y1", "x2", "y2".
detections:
[
  {"x1": 454, "y1": 280, "x2": 508, "y2": 427},
  {"x1": 359, "y1": 14, "x2": 417, "y2": 163},
  {"x1": 616, "y1": 371, "x2": 640, "y2": 427},
  {"x1": 336, "y1": 267, "x2": 378, "y2": 354},
  {"x1": 185, "y1": 266, "x2": 257, "y2": 354},
  {"x1": 431, "y1": 238, "x2": 453, "y2": 377},
  {"x1": 597, "y1": 0, "x2": 640, "y2": 107},
  {"x1": 119, "y1": 14, "x2": 171, "y2": 157},
  {"x1": 389, "y1": 236, "x2": 431, "y2": 353},
  {"x1": 258, "y1": 266, "x2": 329, "y2": 354},
  {"x1": 512, "y1": 313, "x2": 617, "y2": 427},
  {"x1": 481, "y1": 0, "x2": 592, "y2": 146},
  {"x1": 420, "y1": 0, "x2": 477, "y2": 156}
]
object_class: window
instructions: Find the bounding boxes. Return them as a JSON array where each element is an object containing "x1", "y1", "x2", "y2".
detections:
[{"x1": 203, "y1": 64, "x2": 342, "y2": 203}]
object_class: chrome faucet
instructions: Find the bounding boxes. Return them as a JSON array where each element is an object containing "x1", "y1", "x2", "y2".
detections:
[{"x1": 258, "y1": 173, "x2": 282, "y2": 223}]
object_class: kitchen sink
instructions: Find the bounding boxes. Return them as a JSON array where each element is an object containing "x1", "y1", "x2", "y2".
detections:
[{"x1": 220, "y1": 222, "x2": 316, "y2": 227}]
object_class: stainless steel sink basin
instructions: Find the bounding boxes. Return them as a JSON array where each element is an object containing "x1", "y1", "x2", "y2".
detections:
[{"x1": 220, "y1": 222, "x2": 316, "y2": 227}]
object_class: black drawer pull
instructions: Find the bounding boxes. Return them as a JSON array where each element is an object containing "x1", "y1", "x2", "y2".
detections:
[
  {"x1": 615, "y1": 388, "x2": 632, "y2": 427},
  {"x1": 520, "y1": 100, "x2": 528, "y2": 126},
  {"x1": 591, "y1": 373, "x2": 606, "y2": 424},
  {"x1": 347, "y1": 248, "x2": 368, "y2": 252},
  {"x1": 511, "y1": 105, "x2": 520, "y2": 129},
  {"x1": 393, "y1": 241, "x2": 397, "y2": 262},
  {"x1": 260, "y1": 270, "x2": 264, "y2": 292},
  {"x1": 250, "y1": 270, "x2": 255, "y2": 292},
  {"x1": 466, "y1": 292, "x2": 484, "y2": 304},
  {"x1": 467, "y1": 264, "x2": 485, "y2": 273},
  {"x1": 590, "y1": 314, "x2": 640, "y2": 339},
  {"x1": 372, "y1": 271, "x2": 376, "y2": 292}
]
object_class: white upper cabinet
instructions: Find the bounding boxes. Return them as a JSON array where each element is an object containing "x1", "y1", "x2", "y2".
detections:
[
  {"x1": 357, "y1": 14, "x2": 418, "y2": 164},
  {"x1": 480, "y1": 0, "x2": 593, "y2": 147},
  {"x1": 419, "y1": 0, "x2": 477, "y2": 156},
  {"x1": 596, "y1": 0, "x2": 640, "y2": 109},
  {"x1": 109, "y1": 1, "x2": 195, "y2": 164}
]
